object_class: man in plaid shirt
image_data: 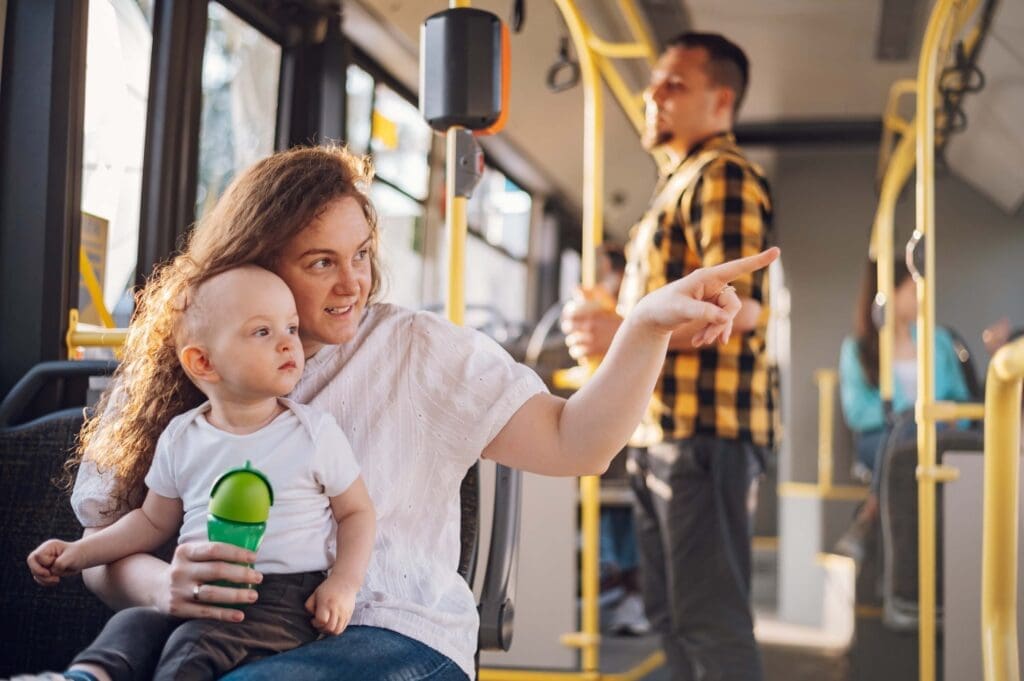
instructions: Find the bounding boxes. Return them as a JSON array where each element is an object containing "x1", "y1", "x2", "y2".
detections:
[{"x1": 564, "y1": 32, "x2": 775, "y2": 680}]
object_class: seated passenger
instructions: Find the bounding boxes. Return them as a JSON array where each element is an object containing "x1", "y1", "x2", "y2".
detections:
[
  {"x1": 835, "y1": 258, "x2": 970, "y2": 561},
  {"x1": 44, "y1": 146, "x2": 777, "y2": 681},
  {"x1": 26, "y1": 266, "x2": 376, "y2": 681}
]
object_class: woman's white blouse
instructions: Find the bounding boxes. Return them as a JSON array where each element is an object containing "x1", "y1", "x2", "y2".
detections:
[{"x1": 72, "y1": 303, "x2": 548, "y2": 679}]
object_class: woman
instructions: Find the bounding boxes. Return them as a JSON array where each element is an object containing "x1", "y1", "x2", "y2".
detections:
[
  {"x1": 835, "y1": 258, "x2": 970, "y2": 560},
  {"x1": 70, "y1": 145, "x2": 777, "y2": 680}
]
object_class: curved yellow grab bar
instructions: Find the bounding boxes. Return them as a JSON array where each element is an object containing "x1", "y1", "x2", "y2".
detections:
[{"x1": 981, "y1": 338, "x2": 1024, "y2": 681}]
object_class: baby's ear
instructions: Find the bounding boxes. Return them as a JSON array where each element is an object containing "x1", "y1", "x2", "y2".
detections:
[{"x1": 179, "y1": 345, "x2": 219, "y2": 384}]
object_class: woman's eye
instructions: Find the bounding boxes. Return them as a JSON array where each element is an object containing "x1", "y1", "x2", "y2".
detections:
[
  {"x1": 355, "y1": 249, "x2": 369, "y2": 262},
  {"x1": 311, "y1": 258, "x2": 332, "y2": 270}
]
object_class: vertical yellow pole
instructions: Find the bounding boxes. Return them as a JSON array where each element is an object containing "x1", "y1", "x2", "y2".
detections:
[
  {"x1": 815, "y1": 369, "x2": 837, "y2": 493},
  {"x1": 874, "y1": 129, "x2": 916, "y2": 408},
  {"x1": 981, "y1": 339, "x2": 1024, "y2": 681},
  {"x1": 552, "y1": 0, "x2": 604, "y2": 672},
  {"x1": 556, "y1": 9, "x2": 604, "y2": 289},
  {"x1": 914, "y1": 2, "x2": 952, "y2": 679},
  {"x1": 446, "y1": 129, "x2": 467, "y2": 327},
  {"x1": 445, "y1": 0, "x2": 470, "y2": 327}
]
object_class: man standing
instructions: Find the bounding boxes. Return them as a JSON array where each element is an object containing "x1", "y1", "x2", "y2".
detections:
[{"x1": 563, "y1": 33, "x2": 775, "y2": 680}]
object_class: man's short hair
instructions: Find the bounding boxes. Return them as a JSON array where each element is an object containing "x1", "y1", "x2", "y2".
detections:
[{"x1": 666, "y1": 32, "x2": 750, "y2": 115}]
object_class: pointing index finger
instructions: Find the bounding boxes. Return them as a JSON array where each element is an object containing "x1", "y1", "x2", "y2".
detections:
[{"x1": 705, "y1": 247, "x2": 780, "y2": 285}]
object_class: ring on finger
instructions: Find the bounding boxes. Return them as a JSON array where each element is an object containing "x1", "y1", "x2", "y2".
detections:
[
  {"x1": 192, "y1": 583, "x2": 203, "y2": 602},
  {"x1": 715, "y1": 285, "x2": 736, "y2": 302}
]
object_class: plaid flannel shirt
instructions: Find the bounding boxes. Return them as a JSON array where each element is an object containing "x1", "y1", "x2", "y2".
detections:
[{"x1": 618, "y1": 132, "x2": 776, "y2": 448}]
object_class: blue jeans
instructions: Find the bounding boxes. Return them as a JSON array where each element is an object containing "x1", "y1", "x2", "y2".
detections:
[
  {"x1": 220, "y1": 625, "x2": 469, "y2": 681},
  {"x1": 600, "y1": 506, "x2": 638, "y2": 574},
  {"x1": 856, "y1": 415, "x2": 934, "y2": 495},
  {"x1": 854, "y1": 427, "x2": 888, "y2": 495}
]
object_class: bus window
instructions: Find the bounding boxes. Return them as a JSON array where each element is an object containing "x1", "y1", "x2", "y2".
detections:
[
  {"x1": 468, "y1": 167, "x2": 532, "y2": 259},
  {"x1": 195, "y1": 2, "x2": 280, "y2": 219},
  {"x1": 463, "y1": 166, "x2": 533, "y2": 332},
  {"x1": 80, "y1": 0, "x2": 154, "y2": 329},
  {"x1": 371, "y1": 84, "x2": 431, "y2": 201},
  {"x1": 346, "y1": 64, "x2": 374, "y2": 155},
  {"x1": 371, "y1": 181, "x2": 425, "y2": 309}
]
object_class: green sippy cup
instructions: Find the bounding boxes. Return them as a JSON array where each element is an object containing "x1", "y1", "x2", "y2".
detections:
[{"x1": 206, "y1": 460, "x2": 273, "y2": 593}]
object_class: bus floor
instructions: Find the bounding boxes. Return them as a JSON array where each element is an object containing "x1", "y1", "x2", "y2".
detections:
[{"x1": 597, "y1": 542, "x2": 849, "y2": 680}]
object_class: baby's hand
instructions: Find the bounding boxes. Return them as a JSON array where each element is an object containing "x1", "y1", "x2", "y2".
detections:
[
  {"x1": 304, "y1": 575, "x2": 357, "y2": 636},
  {"x1": 27, "y1": 539, "x2": 87, "y2": 586}
]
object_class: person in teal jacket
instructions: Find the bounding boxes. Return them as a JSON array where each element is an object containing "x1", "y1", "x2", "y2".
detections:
[{"x1": 835, "y1": 258, "x2": 970, "y2": 560}]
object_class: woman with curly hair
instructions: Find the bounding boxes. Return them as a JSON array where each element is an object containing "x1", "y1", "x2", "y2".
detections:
[{"x1": 64, "y1": 144, "x2": 777, "y2": 681}]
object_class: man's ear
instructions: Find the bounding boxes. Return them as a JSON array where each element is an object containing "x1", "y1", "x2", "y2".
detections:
[
  {"x1": 714, "y1": 86, "x2": 736, "y2": 121},
  {"x1": 179, "y1": 345, "x2": 220, "y2": 384}
]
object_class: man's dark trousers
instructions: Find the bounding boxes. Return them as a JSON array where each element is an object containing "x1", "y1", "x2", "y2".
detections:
[{"x1": 629, "y1": 436, "x2": 765, "y2": 681}]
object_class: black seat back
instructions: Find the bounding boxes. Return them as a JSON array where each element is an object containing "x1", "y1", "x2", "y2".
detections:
[
  {"x1": 0, "y1": 361, "x2": 117, "y2": 676},
  {"x1": 457, "y1": 459, "x2": 523, "y2": 653},
  {"x1": 459, "y1": 462, "x2": 480, "y2": 585},
  {"x1": 0, "y1": 410, "x2": 113, "y2": 675}
]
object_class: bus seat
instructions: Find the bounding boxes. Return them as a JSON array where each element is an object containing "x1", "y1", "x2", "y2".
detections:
[
  {"x1": 459, "y1": 462, "x2": 480, "y2": 586},
  {"x1": 476, "y1": 462, "x2": 521, "y2": 651},
  {"x1": 0, "y1": 361, "x2": 117, "y2": 676},
  {"x1": 460, "y1": 459, "x2": 522, "y2": 653},
  {"x1": 878, "y1": 411, "x2": 983, "y2": 631}
]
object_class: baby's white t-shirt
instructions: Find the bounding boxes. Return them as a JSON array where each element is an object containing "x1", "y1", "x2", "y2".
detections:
[{"x1": 143, "y1": 398, "x2": 359, "y2": 574}]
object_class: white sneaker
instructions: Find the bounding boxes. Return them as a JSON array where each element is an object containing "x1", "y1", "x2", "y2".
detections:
[{"x1": 607, "y1": 593, "x2": 652, "y2": 636}]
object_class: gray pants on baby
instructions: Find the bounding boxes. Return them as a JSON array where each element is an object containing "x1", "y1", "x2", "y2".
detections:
[{"x1": 71, "y1": 571, "x2": 323, "y2": 681}]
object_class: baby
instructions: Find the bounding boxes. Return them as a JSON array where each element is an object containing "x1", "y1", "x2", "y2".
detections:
[{"x1": 27, "y1": 265, "x2": 375, "y2": 681}]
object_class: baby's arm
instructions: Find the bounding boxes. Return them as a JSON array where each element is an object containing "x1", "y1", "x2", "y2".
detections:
[
  {"x1": 304, "y1": 477, "x2": 376, "y2": 635},
  {"x1": 28, "y1": 490, "x2": 183, "y2": 586}
]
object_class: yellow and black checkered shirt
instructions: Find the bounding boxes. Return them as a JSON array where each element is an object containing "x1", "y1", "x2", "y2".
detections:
[{"x1": 618, "y1": 132, "x2": 776, "y2": 448}]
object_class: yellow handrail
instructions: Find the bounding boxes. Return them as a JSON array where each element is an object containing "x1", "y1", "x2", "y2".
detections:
[
  {"x1": 65, "y1": 309, "x2": 128, "y2": 356},
  {"x1": 912, "y1": 1, "x2": 985, "y2": 678},
  {"x1": 874, "y1": 79, "x2": 916, "y2": 191},
  {"x1": 913, "y1": 3, "x2": 950, "y2": 678},
  {"x1": 586, "y1": 35, "x2": 649, "y2": 60},
  {"x1": 78, "y1": 246, "x2": 116, "y2": 329},
  {"x1": 549, "y1": 3, "x2": 603, "y2": 671},
  {"x1": 816, "y1": 369, "x2": 837, "y2": 493},
  {"x1": 445, "y1": 128, "x2": 467, "y2": 326},
  {"x1": 981, "y1": 338, "x2": 1024, "y2": 681},
  {"x1": 615, "y1": 0, "x2": 657, "y2": 67},
  {"x1": 776, "y1": 370, "x2": 867, "y2": 502},
  {"x1": 871, "y1": 126, "x2": 916, "y2": 406}
]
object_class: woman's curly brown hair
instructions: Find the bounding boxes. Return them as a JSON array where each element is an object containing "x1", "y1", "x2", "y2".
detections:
[{"x1": 65, "y1": 144, "x2": 381, "y2": 515}]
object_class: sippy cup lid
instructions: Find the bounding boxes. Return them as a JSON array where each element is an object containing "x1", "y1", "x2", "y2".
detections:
[{"x1": 208, "y1": 460, "x2": 274, "y2": 523}]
